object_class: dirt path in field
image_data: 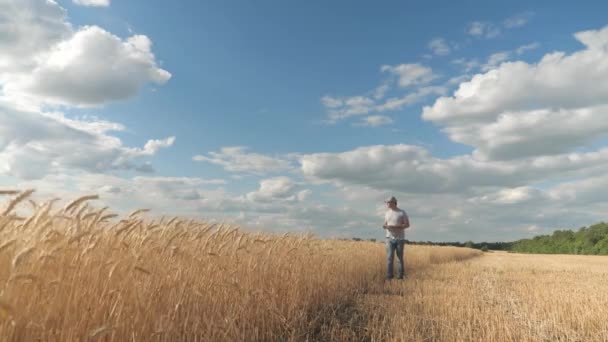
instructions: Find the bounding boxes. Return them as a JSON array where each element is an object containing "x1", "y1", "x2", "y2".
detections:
[{"x1": 350, "y1": 252, "x2": 608, "y2": 342}]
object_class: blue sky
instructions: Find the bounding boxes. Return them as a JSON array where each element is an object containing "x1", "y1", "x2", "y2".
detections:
[{"x1": 2, "y1": 0, "x2": 608, "y2": 241}]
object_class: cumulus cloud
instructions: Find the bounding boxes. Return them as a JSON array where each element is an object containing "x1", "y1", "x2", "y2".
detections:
[
  {"x1": 0, "y1": 1, "x2": 170, "y2": 108},
  {"x1": 8, "y1": 172, "x2": 228, "y2": 216},
  {"x1": 130, "y1": 176, "x2": 225, "y2": 200},
  {"x1": 481, "y1": 51, "x2": 510, "y2": 71},
  {"x1": 547, "y1": 174, "x2": 608, "y2": 205},
  {"x1": 0, "y1": 101, "x2": 174, "y2": 179},
  {"x1": 193, "y1": 147, "x2": 294, "y2": 175},
  {"x1": 321, "y1": 62, "x2": 442, "y2": 123},
  {"x1": 72, "y1": 0, "x2": 110, "y2": 6},
  {"x1": 463, "y1": 107, "x2": 608, "y2": 160},
  {"x1": 300, "y1": 144, "x2": 608, "y2": 194},
  {"x1": 246, "y1": 177, "x2": 299, "y2": 202},
  {"x1": 142, "y1": 137, "x2": 176, "y2": 155},
  {"x1": 0, "y1": 0, "x2": 71, "y2": 72},
  {"x1": 5, "y1": 171, "x2": 345, "y2": 236},
  {"x1": 381, "y1": 63, "x2": 437, "y2": 87},
  {"x1": 4, "y1": 26, "x2": 170, "y2": 107},
  {"x1": 423, "y1": 25, "x2": 608, "y2": 160}
]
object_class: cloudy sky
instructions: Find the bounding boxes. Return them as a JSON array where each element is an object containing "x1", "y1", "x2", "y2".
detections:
[{"x1": 2, "y1": 0, "x2": 608, "y2": 241}]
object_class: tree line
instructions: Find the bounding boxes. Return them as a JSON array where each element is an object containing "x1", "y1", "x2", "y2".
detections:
[
  {"x1": 351, "y1": 221, "x2": 608, "y2": 255},
  {"x1": 510, "y1": 222, "x2": 608, "y2": 254}
]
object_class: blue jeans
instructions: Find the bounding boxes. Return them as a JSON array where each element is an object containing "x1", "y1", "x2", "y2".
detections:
[{"x1": 386, "y1": 238, "x2": 405, "y2": 278}]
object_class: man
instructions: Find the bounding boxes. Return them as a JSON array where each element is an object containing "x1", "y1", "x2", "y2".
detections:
[{"x1": 383, "y1": 196, "x2": 410, "y2": 280}]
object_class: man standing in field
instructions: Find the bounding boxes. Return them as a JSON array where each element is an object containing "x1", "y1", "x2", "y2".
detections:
[{"x1": 383, "y1": 196, "x2": 410, "y2": 280}]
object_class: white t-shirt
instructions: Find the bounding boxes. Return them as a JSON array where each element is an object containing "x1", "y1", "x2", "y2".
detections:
[{"x1": 384, "y1": 208, "x2": 408, "y2": 240}]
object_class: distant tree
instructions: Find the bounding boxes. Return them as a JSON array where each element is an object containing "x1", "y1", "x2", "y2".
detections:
[
  {"x1": 511, "y1": 222, "x2": 608, "y2": 255},
  {"x1": 480, "y1": 244, "x2": 489, "y2": 252},
  {"x1": 464, "y1": 241, "x2": 474, "y2": 249}
]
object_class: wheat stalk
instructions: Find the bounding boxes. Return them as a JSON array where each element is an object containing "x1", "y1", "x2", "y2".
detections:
[
  {"x1": 63, "y1": 195, "x2": 99, "y2": 214},
  {"x1": 88, "y1": 325, "x2": 115, "y2": 340},
  {"x1": 1, "y1": 189, "x2": 35, "y2": 215},
  {"x1": 11, "y1": 246, "x2": 35, "y2": 269}
]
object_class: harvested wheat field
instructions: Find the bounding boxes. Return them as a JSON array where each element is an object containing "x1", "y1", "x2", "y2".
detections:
[
  {"x1": 1, "y1": 191, "x2": 606, "y2": 341},
  {"x1": 363, "y1": 252, "x2": 608, "y2": 341}
]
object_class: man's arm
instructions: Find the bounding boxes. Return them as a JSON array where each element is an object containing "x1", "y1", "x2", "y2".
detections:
[{"x1": 401, "y1": 214, "x2": 410, "y2": 229}]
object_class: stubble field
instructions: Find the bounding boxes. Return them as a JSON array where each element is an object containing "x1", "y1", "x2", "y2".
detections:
[
  {"x1": 363, "y1": 252, "x2": 608, "y2": 341},
  {"x1": 0, "y1": 190, "x2": 606, "y2": 341}
]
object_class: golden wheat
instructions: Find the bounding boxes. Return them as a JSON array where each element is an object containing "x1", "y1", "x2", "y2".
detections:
[{"x1": 0, "y1": 192, "x2": 481, "y2": 341}]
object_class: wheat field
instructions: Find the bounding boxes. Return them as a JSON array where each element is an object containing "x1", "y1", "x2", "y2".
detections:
[
  {"x1": 0, "y1": 190, "x2": 481, "y2": 341},
  {"x1": 3, "y1": 190, "x2": 603, "y2": 341}
]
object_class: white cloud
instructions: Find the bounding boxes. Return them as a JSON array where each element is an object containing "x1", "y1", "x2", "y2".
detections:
[
  {"x1": 516, "y1": 42, "x2": 540, "y2": 55},
  {"x1": 342, "y1": 96, "x2": 375, "y2": 115},
  {"x1": 0, "y1": 0, "x2": 71, "y2": 72},
  {"x1": 375, "y1": 86, "x2": 446, "y2": 112},
  {"x1": 321, "y1": 95, "x2": 343, "y2": 108},
  {"x1": 4, "y1": 26, "x2": 170, "y2": 107},
  {"x1": 142, "y1": 137, "x2": 176, "y2": 155},
  {"x1": 503, "y1": 11, "x2": 534, "y2": 28},
  {"x1": 0, "y1": 2, "x2": 169, "y2": 108},
  {"x1": 547, "y1": 174, "x2": 608, "y2": 205},
  {"x1": 467, "y1": 12, "x2": 533, "y2": 39},
  {"x1": 321, "y1": 62, "x2": 441, "y2": 123},
  {"x1": 193, "y1": 146, "x2": 294, "y2": 175},
  {"x1": 428, "y1": 38, "x2": 451, "y2": 56},
  {"x1": 381, "y1": 63, "x2": 437, "y2": 87},
  {"x1": 0, "y1": 101, "x2": 173, "y2": 179},
  {"x1": 481, "y1": 51, "x2": 510, "y2": 71},
  {"x1": 447, "y1": 74, "x2": 472, "y2": 85},
  {"x1": 356, "y1": 115, "x2": 394, "y2": 127},
  {"x1": 423, "y1": 25, "x2": 608, "y2": 160},
  {"x1": 7, "y1": 172, "x2": 228, "y2": 215},
  {"x1": 462, "y1": 106, "x2": 608, "y2": 160},
  {"x1": 452, "y1": 58, "x2": 480, "y2": 73},
  {"x1": 467, "y1": 21, "x2": 500, "y2": 39},
  {"x1": 73, "y1": 0, "x2": 110, "y2": 6},
  {"x1": 468, "y1": 186, "x2": 545, "y2": 205},
  {"x1": 323, "y1": 88, "x2": 444, "y2": 123},
  {"x1": 372, "y1": 83, "x2": 391, "y2": 100},
  {"x1": 299, "y1": 144, "x2": 608, "y2": 194},
  {"x1": 246, "y1": 176, "x2": 300, "y2": 202},
  {"x1": 297, "y1": 189, "x2": 312, "y2": 201}
]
